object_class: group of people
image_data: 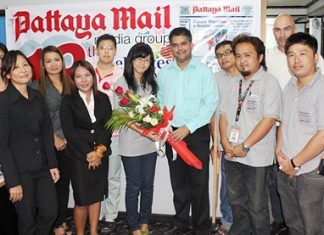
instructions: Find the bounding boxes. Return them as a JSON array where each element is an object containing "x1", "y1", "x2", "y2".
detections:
[
  {"x1": 213, "y1": 14, "x2": 324, "y2": 235},
  {"x1": 0, "y1": 13, "x2": 323, "y2": 235}
]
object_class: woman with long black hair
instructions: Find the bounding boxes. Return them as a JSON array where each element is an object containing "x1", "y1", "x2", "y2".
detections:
[{"x1": 114, "y1": 43, "x2": 159, "y2": 235}]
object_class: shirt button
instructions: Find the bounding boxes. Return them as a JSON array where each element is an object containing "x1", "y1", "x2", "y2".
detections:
[
  {"x1": 36, "y1": 150, "x2": 40, "y2": 154},
  {"x1": 34, "y1": 138, "x2": 38, "y2": 142},
  {"x1": 90, "y1": 129, "x2": 95, "y2": 133}
]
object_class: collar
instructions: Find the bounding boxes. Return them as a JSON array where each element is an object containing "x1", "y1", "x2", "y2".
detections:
[
  {"x1": 288, "y1": 70, "x2": 321, "y2": 88},
  {"x1": 240, "y1": 67, "x2": 266, "y2": 82},
  {"x1": 171, "y1": 57, "x2": 198, "y2": 71},
  {"x1": 78, "y1": 89, "x2": 94, "y2": 102},
  {"x1": 7, "y1": 82, "x2": 40, "y2": 104}
]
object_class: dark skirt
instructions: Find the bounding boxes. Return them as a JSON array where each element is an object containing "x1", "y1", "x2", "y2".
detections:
[{"x1": 69, "y1": 156, "x2": 108, "y2": 206}]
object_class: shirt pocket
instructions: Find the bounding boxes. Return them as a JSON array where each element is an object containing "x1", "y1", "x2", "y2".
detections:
[
  {"x1": 245, "y1": 93, "x2": 260, "y2": 113},
  {"x1": 297, "y1": 103, "x2": 316, "y2": 135}
]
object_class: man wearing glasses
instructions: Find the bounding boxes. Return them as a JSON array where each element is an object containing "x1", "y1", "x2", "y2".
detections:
[{"x1": 210, "y1": 40, "x2": 239, "y2": 233}]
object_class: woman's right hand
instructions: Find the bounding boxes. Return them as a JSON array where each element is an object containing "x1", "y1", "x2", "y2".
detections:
[
  {"x1": 9, "y1": 185, "x2": 23, "y2": 203},
  {"x1": 54, "y1": 134, "x2": 67, "y2": 151}
]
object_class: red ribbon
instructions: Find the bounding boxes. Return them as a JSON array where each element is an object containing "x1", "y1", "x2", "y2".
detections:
[{"x1": 141, "y1": 106, "x2": 202, "y2": 170}]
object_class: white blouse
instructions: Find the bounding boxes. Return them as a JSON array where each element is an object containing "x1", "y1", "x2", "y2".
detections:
[{"x1": 78, "y1": 90, "x2": 96, "y2": 123}]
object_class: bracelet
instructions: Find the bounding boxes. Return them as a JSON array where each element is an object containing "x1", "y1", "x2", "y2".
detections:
[{"x1": 94, "y1": 144, "x2": 107, "y2": 158}]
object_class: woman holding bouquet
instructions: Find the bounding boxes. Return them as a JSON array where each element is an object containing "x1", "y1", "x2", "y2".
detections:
[
  {"x1": 60, "y1": 60, "x2": 112, "y2": 235},
  {"x1": 114, "y1": 43, "x2": 159, "y2": 235}
]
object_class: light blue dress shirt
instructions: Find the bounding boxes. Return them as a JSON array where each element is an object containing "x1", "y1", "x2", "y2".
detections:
[{"x1": 157, "y1": 57, "x2": 218, "y2": 133}]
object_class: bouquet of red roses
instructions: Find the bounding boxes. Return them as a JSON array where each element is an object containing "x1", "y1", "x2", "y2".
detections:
[{"x1": 106, "y1": 86, "x2": 202, "y2": 170}]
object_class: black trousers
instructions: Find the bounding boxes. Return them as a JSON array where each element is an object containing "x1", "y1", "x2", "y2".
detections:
[
  {"x1": 166, "y1": 125, "x2": 210, "y2": 235},
  {"x1": 0, "y1": 186, "x2": 19, "y2": 235},
  {"x1": 54, "y1": 150, "x2": 71, "y2": 228},
  {"x1": 14, "y1": 169, "x2": 58, "y2": 235}
]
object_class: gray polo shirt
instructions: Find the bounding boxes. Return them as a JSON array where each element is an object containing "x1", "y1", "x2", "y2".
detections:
[
  {"x1": 281, "y1": 71, "x2": 324, "y2": 175},
  {"x1": 220, "y1": 68, "x2": 282, "y2": 167},
  {"x1": 114, "y1": 77, "x2": 157, "y2": 157},
  {"x1": 215, "y1": 70, "x2": 239, "y2": 151}
]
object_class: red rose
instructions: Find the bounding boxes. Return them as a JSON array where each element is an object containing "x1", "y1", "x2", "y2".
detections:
[
  {"x1": 102, "y1": 82, "x2": 111, "y2": 90},
  {"x1": 149, "y1": 106, "x2": 160, "y2": 112},
  {"x1": 119, "y1": 97, "x2": 130, "y2": 106},
  {"x1": 125, "y1": 90, "x2": 130, "y2": 97},
  {"x1": 115, "y1": 86, "x2": 124, "y2": 95}
]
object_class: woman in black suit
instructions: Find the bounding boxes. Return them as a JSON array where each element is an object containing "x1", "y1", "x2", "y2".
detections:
[
  {"x1": 60, "y1": 60, "x2": 112, "y2": 235},
  {"x1": 0, "y1": 50, "x2": 59, "y2": 235}
]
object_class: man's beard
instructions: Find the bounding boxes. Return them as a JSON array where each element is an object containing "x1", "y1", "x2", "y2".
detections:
[{"x1": 239, "y1": 70, "x2": 251, "y2": 77}]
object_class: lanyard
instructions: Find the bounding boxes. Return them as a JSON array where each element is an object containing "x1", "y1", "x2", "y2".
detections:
[{"x1": 235, "y1": 79, "x2": 255, "y2": 122}]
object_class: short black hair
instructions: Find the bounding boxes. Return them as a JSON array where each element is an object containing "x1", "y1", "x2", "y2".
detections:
[
  {"x1": 169, "y1": 27, "x2": 192, "y2": 43},
  {"x1": 215, "y1": 40, "x2": 232, "y2": 54},
  {"x1": 1, "y1": 50, "x2": 33, "y2": 81},
  {"x1": 285, "y1": 32, "x2": 318, "y2": 55},
  {"x1": 96, "y1": 34, "x2": 117, "y2": 48}
]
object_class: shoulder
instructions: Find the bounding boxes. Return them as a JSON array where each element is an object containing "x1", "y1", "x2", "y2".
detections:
[
  {"x1": 158, "y1": 62, "x2": 175, "y2": 75},
  {"x1": 96, "y1": 90, "x2": 110, "y2": 101},
  {"x1": 314, "y1": 74, "x2": 324, "y2": 87},
  {"x1": 30, "y1": 79, "x2": 40, "y2": 89},
  {"x1": 28, "y1": 86, "x2": 44, "y2": 99},
  {"x1": 61, "y1": 93, "x2": 75, "y2": 104},
  {"x1": 0, "y1": 91, "x2": 9, "y2": 107},
  {"x1": 261, "y1": 72, "x2": 281, "y2": 91}
]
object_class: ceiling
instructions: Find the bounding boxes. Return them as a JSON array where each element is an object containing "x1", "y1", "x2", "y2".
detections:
[{"x1": 267, "y1": 0, "x2": 324, "y2": 16}]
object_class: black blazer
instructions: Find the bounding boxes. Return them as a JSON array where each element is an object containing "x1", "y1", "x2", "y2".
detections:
[
  {"x1": 60, "y1": 91, "x2": 112, "y2": 159},
  {"x1": 0, "y1": 84, "x2": 57, "y2": 188}
]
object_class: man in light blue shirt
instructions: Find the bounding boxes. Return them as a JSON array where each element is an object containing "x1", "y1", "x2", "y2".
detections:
[{"x1": 157, "y1": 27, "x2": 218, "y2": 235}]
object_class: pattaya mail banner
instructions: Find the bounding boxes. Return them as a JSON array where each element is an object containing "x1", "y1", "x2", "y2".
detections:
[{"x1": 5, "y1": 0, "x2": 260, "y2": 78}]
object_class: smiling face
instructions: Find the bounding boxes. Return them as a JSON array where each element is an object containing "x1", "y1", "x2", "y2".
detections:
[
  {"x1": 43, "y1": 51, "x2": 63, "y2": 77},
  {"x1": 170, "y1": 35, "x2": 193, "y2": 67},
  {"x1": 7, "y1": 55, "x2": 33, "y2": 87},
  {"x1": 73, "y1": 65, "x2": 94, "y2": 94},
  {"x1": 235, "y1": 42, "x2": 263, "y2": 79},
  {"x1": 97, "y1": 39, "x2": 117, "y2": 65},
  {"x1": 286, "y1": 43, "x2": 318, "y2": 80}
]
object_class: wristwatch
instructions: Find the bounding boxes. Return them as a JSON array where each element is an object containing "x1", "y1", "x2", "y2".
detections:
[
  {"x1": 291, "y1": 158, "x2": 301, "y2": 171},
  {"x1": 241, "y1": 142, "x2": 250, "y2": 153}
]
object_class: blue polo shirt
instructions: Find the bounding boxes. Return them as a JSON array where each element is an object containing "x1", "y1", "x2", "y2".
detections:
[{"x1": 157, "y1": 58, "x2": 218, "y2": 133}]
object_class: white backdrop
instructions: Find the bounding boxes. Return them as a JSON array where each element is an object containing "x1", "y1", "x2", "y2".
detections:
[{"x1": 5, "y1": 0, "x2": 262, "y2": 216}]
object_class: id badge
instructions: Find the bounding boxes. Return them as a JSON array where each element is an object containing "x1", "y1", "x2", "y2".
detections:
[{"x1": 229, "y1": 125, "x2": 240, "y2": 144}]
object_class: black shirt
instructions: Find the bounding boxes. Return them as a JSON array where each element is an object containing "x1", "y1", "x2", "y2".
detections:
[{"x1": 0, "y1": 83, "x2": 57, "y2": 188}]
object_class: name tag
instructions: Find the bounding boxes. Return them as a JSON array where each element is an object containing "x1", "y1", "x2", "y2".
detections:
[{"x1": 229, "y1": 126, "x2": 240, "y2": 144}]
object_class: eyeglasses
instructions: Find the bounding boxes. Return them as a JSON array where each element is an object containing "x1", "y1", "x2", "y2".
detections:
[
  {"x1": 134, "y1": 57, "x2": 151, "y2": 64},
  {"x1": 98, "y1": 46, "x2": 115, "y2": 51},
  {"x1": 215, "y1": 49, "x2": 232, "y2": 59}
]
